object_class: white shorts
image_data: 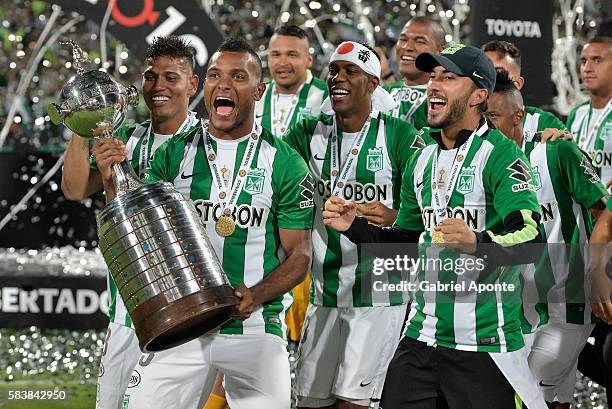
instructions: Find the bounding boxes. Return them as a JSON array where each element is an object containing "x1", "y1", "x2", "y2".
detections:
[
  {"x1": 296, "y1": 304, "x2": 406, "y2": 407},
  {"x1": 124, "y1": 333, "x2": 290, "y2": 409},
  {"x1": 96, "y1": 322, "x2": 141, "y2": 409},
  {"x1": 528, "y1": 321, "x2": 595, "y2": 403}
]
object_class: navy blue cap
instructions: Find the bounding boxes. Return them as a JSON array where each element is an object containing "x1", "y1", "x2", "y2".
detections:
[{"x1": 415, "y1": 44, "x2": 496, "y2": 97}]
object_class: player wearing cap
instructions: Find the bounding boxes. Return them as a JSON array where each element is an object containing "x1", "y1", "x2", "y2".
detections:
[
  {"x1": 482, "y1": 41, "x2": 566, "y2": 138},
  {"x1": 323, "y1": 44, "x2": 548, "y2": 409},
  {"x1": 567, "y1": 36, "x2": 612, "y2": 188},
  {"x1": 255, "y1": 24, "x2": 328, "y2": 138},
  {"x1": 488, "y1": 68, "x2": 609, "y2": 409},
  {"x1": 284, "y1": 41, "x2": 426, "y2": 409},
  {"x1": 382, "y1": 16, "x2": 446, "y2": 129}
]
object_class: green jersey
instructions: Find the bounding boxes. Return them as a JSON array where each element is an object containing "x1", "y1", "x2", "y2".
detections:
[
  {"x1": 144, "y1": 125, "x2": 314, "y2": 337},
  {"x1": 284, "y1": 112, "x2": 426, "y2": 307},
  {"x1": 255, "y1": 70, "x2": 328, "y2": 138},
  {"x1": 522, "y1": 106, "x2": 566, "y2": 136},
  {"x1": 383, "y1": 82, "x2": 429, "y2": 130},
  {"x1": 395, "y1": 123, "x2": 541, "y2": 352},
  {"x1": 521, "y1": 136, "x2": 607, "y2": 331},
  {"x1": 567, "y1": 100, "x2": 612, "y2": 185},
  {"x1": 92, "y1": 115, "x2": 199, "y2": 328}
]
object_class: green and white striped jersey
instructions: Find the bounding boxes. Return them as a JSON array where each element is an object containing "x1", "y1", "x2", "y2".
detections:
[
  {"x1": 520, "y1": 136, "x2": 607, "y2": 331},
  {"x1": 383, "y1": 82, "x2": 429, "y2": 130},
  {"x1": 143, "y1": 125, "x2": 314, "y2": 337},
  {"x1": 522, "y1": 106, "x2": 566, "y2": 136},
  {"x1": 255, "y1": 70, "x2": 328, "y2": 138},
  {"x1": 567, "y1": 100, "x2": 612, "y2": 185},
  {"x1": 395, "y1": 125, "x2": 541, "y2": 352},
  {"x1": 92, "y1": 116, "x2": 200, "y2": 328},
  {"x1": 284, "y1": 112, "x2": 426, "y2": 307}
]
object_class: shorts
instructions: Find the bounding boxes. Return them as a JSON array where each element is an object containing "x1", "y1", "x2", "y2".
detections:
[
  {"x1": 296, "y1": 304, "x2": 406, "y2": 407},
  {"x1": 124, "y1": 333, "x2": 290, "y2": 409},
  {"x1": 528, "y1": 321, "x2": 594, "y2": 403},
  {"x1": 380, "y1": 337, "x2": 547, "y2": 409},
  {"x1": 96, "y1": 322, "x2": 141, "y2": 409}
]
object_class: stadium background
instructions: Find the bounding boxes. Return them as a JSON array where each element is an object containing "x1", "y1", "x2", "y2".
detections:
[{"x1": 0, "y1": 0, "x2": 610, "y2": 407}]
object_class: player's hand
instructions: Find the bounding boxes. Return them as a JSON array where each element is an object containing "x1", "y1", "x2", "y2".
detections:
[
  {"x1": 539, "y1": 128, "x2": 573, "y2": 142},
  {"x1": 434, "y1": 218, "x2": 477, "y2": 254},
  {"x1": 231, "y1": 284, "x2": 256, "y2": 321},
  {"x1": 322, "y1": 196, "x2": 357, "y2": 232},
  {"x1": 590, "y1": 272, "x2": 612, "y2": 324},
  {"x1": 605, "y1": 178, "x2": 612, "y2": 190},
  {"x1": 357, "y1": 201, "x2": 398, "y2": 227},
  {"x1": 92, "y1": 138, "x2": 127, "y2": 183}
]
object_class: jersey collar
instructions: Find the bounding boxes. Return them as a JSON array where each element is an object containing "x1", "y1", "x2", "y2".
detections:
[{"x1": 429, "y1": 117, "x2": 489, "y2": 150}]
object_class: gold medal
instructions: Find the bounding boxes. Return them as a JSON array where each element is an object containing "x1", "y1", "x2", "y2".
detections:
[
  {"x1": 351, "y1": 148, "x2": 359, "y2": 155},
  {"x1": 456, "y1": 154, "x2": 464, "y2": 162},
  {"x1": 215, "y1": 214, "x2": 236, "y2": 237},
  {"x1": 432, "y1": 230, "x2": 445, "y2": 244}
]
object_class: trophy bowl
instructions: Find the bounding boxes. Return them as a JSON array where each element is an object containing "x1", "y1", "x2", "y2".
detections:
[
  {"x1": 51, "y1": 40, "x2": 238, "y2": 352},
  {"x1": 48, "y1": 69, "x2": 138, "y2": 138}
]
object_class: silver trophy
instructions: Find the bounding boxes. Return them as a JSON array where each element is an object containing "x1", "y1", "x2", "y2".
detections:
[{"x1": 49, "y1": 41, "x2": 237, "y2": 352}]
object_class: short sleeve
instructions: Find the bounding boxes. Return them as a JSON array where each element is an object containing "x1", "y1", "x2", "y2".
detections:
[
  {"x1": 273, "y1": 152, "x2": 314, "y2": 230},
  {"x1": 485, "y1": 140, "x2": 541, "y2": 219}
]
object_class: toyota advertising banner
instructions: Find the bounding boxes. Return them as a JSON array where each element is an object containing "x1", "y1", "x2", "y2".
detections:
[{"x1": 470, "y1": 0, "x2": 554, "y2": 107}]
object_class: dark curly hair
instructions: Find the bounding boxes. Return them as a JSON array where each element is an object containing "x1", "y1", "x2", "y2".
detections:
[{"x1": 145, "y1": 36, "x2": 196, "y2": 70}]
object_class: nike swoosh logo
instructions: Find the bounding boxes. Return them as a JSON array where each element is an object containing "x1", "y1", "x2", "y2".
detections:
[
  {"x1": 180, "y1": 171, "x2": 201, "y2": 180},
  {"x1": 314, "y1": 154, "x2": 325, "y2": 161},
  {"x1": 416, "y1": 179, "x2": 425, "y2": 188},
  {"x1": 359, "y1": 380, "x2": 373, "y2": 387},
  {"x1": 538, "y1": 380, "x2": 555, "y2": 387},
  {"x1": 472, "y1": 71, "x2": 484, "y2": 79}
]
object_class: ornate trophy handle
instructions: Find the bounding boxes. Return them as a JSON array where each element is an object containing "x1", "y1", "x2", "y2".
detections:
[{"x1": 59, "y1": 39, "x2": 90, "y2": 75}]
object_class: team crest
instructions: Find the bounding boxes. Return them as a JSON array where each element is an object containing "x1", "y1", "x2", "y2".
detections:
[
  {"x1": 244, "y1": 168, "x2": 265, "y2": 195},
  {"x1": 457, "y1": 166, "x2": 475, "y2": 194},
  {"x1": 297, "y1": 106, "x2": 314, "y2": 121},
  {"x1": 601, "y1": 123, "x2": 612, "y2": 141},
  {"x1": 531, "y1": 166, "x2": 542, "y2": 191},
  {"x1": 366, "y1": 147, "x2": 384, "y2": 172}
]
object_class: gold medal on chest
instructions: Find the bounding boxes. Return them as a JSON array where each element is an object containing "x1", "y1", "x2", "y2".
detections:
[{"x1": 215, "y1": 209, "x2": 236, "y2": 237}]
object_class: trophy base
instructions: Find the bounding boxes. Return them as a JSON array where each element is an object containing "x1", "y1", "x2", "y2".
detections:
[{"x1": 131, "y1": 284, "x2": 238, "y2": 352}]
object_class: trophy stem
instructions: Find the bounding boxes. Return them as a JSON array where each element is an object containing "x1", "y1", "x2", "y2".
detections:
[{"x1": 112, "y1": 160, "x2": 144, "y2": 197}]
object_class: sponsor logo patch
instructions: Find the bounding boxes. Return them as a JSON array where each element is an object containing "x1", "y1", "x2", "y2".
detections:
[
  {"x1": 580, "y1": 155, "x2": 601, "y2": 183},
  {"x1": 299, "y1": 174, "x2": 315, "y2": 209},
  {"x1": 507, "y1": 158, "x2": 535, "y2": 192}
]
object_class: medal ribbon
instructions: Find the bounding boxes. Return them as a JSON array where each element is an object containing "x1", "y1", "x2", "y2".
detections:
[
  {"x1": 431, "y1": 122, "x2": 488, "y2": 223},
  {"x1": 270, "y1": 85, "x2": 299, "y2": 137},
  {"x1": 402, "y1": 91, "x2": 427, "y2": 123},
  {"x1": 579, "y1": 99, "x2": 612, "y2": 151},
  {"x1": 330, "y1": 111, "x2": 377, "y2": 197},
  {"x1": 138, "y1": 111, "x2": 198, "y2": 178},
  {"x1": 202, "y1": 121, "x2": 261, "y2": 216}
]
